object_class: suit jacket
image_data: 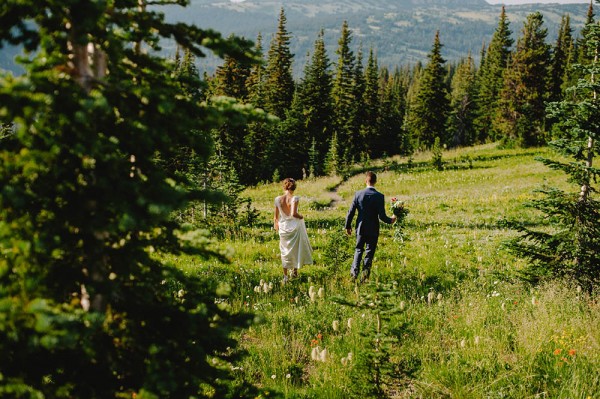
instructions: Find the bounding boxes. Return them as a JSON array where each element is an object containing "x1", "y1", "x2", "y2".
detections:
[{"x1": 345, "y1": 186, "x2": 393, "y2": 237}]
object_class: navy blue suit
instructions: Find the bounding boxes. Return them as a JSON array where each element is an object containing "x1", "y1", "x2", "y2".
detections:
[{"x1": 344, "y1": 186, "x2": 393, "y2": 279}]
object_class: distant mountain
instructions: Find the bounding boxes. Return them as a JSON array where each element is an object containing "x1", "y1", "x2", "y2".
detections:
[
  {"x1": 1, "y1": 0, "x2": 590, "y2": 76},
  {"x1": 163, "y1": 0, "x2": 589, "y2": 75}
]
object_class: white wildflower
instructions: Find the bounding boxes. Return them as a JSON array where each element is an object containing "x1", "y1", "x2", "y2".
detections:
[
  {"x1": 347, "y1": 352, "x2": 353, "y2": 361},
  {"x1": 319, "y1": 348, "x2": 328, "y2": 362},
  {"x1": 271, "y1": 374, "x2": 276, "y2": 380},
  {"x1": 347, "y1": 318, "x2": 353, "y2": 329},
  {"x1": 474, "y1": 336, "x2": 480, "y2": 345},
  {"x1": 437, "y1": 293, "x2": 443, "y2": 301},
  {"x1": 263, "y1": 282, "x2": 269, "y2": 293},
  {"x1": 427, "y1": 291, "x2": 435, "y2": 304},
  {"x1": 400, "y1": 301, "x2": 406, "y2": 311},
  {"x1": 318, "y1": 287, "x2": 325, "y2": 299},
  {"x1": 332, "y1": 320, "x2": 339, "y2": 332},
  {"x1": 341, "y1": 357, "x2": 348, "y2": 366},
  {"x1": 460, "y1": 339, "x2": 466, "y2": 348},
  {"x1": 311, "y1": 346, "x2": 321, "y2": 361},
  {"x1": 286, "y1": 374, "x2": 291, "y2": 379}
]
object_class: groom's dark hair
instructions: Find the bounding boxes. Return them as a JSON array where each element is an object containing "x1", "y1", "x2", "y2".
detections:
[{"x1": 366, "y1": 171, "x2": 377, "y2": 185}]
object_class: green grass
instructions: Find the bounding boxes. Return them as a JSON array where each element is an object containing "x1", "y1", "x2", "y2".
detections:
[{"x1": 166, "y1": 144, "x2": 599, "y2": 398}]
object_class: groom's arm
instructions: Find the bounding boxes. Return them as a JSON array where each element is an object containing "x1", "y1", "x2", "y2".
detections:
[
  {"x1": 377, "y1": 194, "x2": 394, "y2": 224},
  {"x1": 345, "y1": 194, "x2": 358, "y2": 234}
]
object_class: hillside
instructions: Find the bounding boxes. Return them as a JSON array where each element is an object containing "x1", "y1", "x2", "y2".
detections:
[
  {"x1": 0, "y1": 1, "x2": 591, "y2": 76},
  {"x1": 162, "y1": 0, "x2": 590, "y2": 74}
]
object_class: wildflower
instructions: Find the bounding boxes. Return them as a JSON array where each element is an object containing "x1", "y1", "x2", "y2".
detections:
[
  {"x1": 308, "y1": 285, "x2": 315, "y2": 297},
  {"x1": 263, "y1": 282, "x2": 269, "y2": 293},
  {"x1": 474, "y1": 336, "x2": 480, "y2": 345},
  {"x1": 347, "y1": 318, "x2": 353, "y2": 329},
  {"x1": 286, "y1": 374, "x2": 291, "y2": 379},
  {"x1": 501, "y1": 302, "x2": 506, "y2": 311},
  {"x1": 460, "y1": 339, "x2": 466, "y2": 348},
  {"x1": 311, "y1": 346, "x2": 320, "y2": 361},
  {"x1": 260, "y1": 279, "x2": 265, "y2": 286},
  {"x1": 271, "y1": 374, "x2": 276, "y2": 380},
  {"x1": 310, "y1": 339, "x2": 319, "y2": 347},
  {"x1": 347, "y1": 352, "x2": 353, "y2": 361},
  {"x1": 253, "y1": 285, "x2": 261, "y2": 293},
  {"x1": 531, "y1": 296, "x2": 537, "y2": 305},
  {"x1": 317, "y1": 333, "x2": 322, "y2": 340},
  {"x1": 554, "y1": 348, "x2": 562, "y2": 355},
  {"x1": 177, "y1": 289, "x2": 185, "y2": 298},
  {"x1": 318, "y1": 287, "x2": 325, "y2": 299},
  {"x1": 437, "y1": 293, "x2": 443, "y2": 301},
  {"x1": 427, "y1": 291, "x2": 434, "y2": 304},
  {"x1": 319, "y1": 348, "x2": 328, "y2": 362},
  {"x1": 400, "y1": 301, "x2": 406, "y2": 311},
  {"x1": 341, "y1": 357, "x2": 348, "y2": 366},
  {"x1": 332, "y1": 320, "x2": 339, "y2": 332},
  {"x1": 568, "y1": 349, "x2": 577, "y2": 356},
  {"x1": 309, "y1": 291, "x2": 317, "y2": 302}
]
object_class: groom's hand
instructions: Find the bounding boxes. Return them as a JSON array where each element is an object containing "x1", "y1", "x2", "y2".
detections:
[{"x1": 345, "y1": 228, "x2": 352, "y2": 236}]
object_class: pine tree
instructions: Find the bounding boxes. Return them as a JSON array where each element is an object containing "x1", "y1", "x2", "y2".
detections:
[
  {"x1": 244, "y1": 33, "x2": 272, "y2": 184},
  {"x1": 214, "y1": 39, "x2": 251, "y2": 100},
  {"x1": 407, "y1": 31, "x2": 450, "y2": 148},
  {"x1": 505, "y1": 23, "x2": 600, "y2": 290},
  {"x1": 332, "y1": 21, "x2": 356, "y2": 160},
  {"x1": 264, "y1": 7, "x2": 295, "y2": 119},
  {"x1": 494, "y1": 12, "x2": 552, "y2": 147},
  {"x1": 449, "y1": 53, "x2": 478, "y2": 146},
  {"x1": 377, "y1": 68, "x2": 408, "y2": 157},
  {"x1": 324, "y1": 132, "x2": 341, "y2": 176},
  {"x1": 361, "y1": 48, "x2": 380, "y2": 157},
  {"x1": 474, "y1": 6, "x2": 513, "y2": 143},
  {"x1": 0, "y1": 1, "x2": 262, "y2": 397},
  {"x1": 549, "y1": 14, "x2": 574, "y2": 103},
  {"x1": 297, "y1": 29, "x2": 333, "y2": 176}
]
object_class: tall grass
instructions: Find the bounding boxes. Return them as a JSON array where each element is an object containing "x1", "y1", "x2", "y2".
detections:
[{"x1": 167, "y1": 144, "x2": 599, "y2": 398}]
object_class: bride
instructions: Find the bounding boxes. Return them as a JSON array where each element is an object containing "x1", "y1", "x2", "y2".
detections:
[{"x1": 274, "y1": 178, "x2": 313, "y2": 283}]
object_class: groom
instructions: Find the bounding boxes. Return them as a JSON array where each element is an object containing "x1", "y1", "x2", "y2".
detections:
[{"x1": 345, "y1": 171, "x2": 396, "y2": 282}]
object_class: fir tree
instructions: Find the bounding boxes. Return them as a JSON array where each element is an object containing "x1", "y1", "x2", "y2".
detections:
[
  {"x1": 297, "y1": 29, "x2": 333, "y2": 176},
  {"x1": 549, "y1": 14, "x2": 574, "y2": 103},
  {"x1": 264, "y1": 7, "x2": 295, "y2": 119},
  {"x1": 332, "y1": 21, "x2": 356, "y2": 159},
  {"x1": 0, "y1": 1, "x2": 262, "y2": 397},
  {"x1": 504, "y1": 23, "x2": 600, "y2": 290},
  {"x1": 494, "y1": 12, "x2": 552, "y2": 147},
  {"x1": 449, "y1": 53, "x2": 478, "y2": 147},
  {"x1": 407, "y1": 31, "x2": 450, "y2": 149},
  {"x1": 377, "y1": 68, "x2": 408, "y2": 157},
  {"x1": 361, "y1": 48, "x2": 380, "y2": 157},
  {"x1": 474, "y1": 6, "x2": 513, "y2": 143}
]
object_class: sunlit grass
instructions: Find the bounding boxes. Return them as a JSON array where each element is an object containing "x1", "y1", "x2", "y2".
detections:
[{"x1": 168, "y1": 143, "x2": 598, "y2": 398}]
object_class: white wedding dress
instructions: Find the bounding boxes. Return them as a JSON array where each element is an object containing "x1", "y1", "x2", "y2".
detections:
[{"x1": 275, "y1": 196, "x2": 313, "y2": 269}]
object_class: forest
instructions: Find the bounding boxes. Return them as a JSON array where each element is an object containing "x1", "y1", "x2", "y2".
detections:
[{"x1": 1, "y1": 0, "x2": 599, "y2": 398}]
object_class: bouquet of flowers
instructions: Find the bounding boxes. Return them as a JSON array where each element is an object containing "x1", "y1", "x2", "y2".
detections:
[
  {"x1": 390, "y1": 197, "x2": 409, "y2": 224},
  {"x1": 390, "y1": 197, "x2": 409, "y2": 242}
]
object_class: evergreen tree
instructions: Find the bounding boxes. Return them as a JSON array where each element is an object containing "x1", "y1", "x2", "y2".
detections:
[
  {"x1": 474, "y1": 6, "x2": 513, "y2": 143},
  {"x1": 449, "y1": 53, "x2": 478, "y2": 147},
  {"x1": 244, "y1": 33, "x2": 273, "y2": 184},
  {"x1": 549, "y1": 14, "x2": 574, "y2": 103},
  {"x1": 361, "y1": 48, "x2": 380, "y2": 157},
  {"x1": 351, "y1": 47, "x2": 366, "y2": 159},
  {"x1": 407, "y1": 31, "x2": 450, "y2": 148},
  {"x1": 297, "y1": 29, "x2": 333, "y2": 176},
  {"x1": 214, "y1": 40, "x2": 252, "y2": 100},
  {"x1": 494, "y1": 12, "x2": 552, "y2": 147},
  {"x1": 264, "y1": 7, "x2": 295, "y2": 119},
  {"x1": 504, "y1": 23, "x2": 600, "y2": 290},
  {"x1": 377, "y1": 68, "x2": 408, "y2": 157},
  {"x1": 332, "y1": 21, "x2": 356, "y2": 161},
  {"x1": 0, "y1": 1, "x2": 262, "y2": 397},
  {"x1": 324, "y1": 132, "x2": 341, "y2": 176}
]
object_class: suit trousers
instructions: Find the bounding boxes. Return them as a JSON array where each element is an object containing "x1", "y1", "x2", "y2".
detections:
[{"x1": 351, "y1": 233, "x2": 378, "y2": 279}]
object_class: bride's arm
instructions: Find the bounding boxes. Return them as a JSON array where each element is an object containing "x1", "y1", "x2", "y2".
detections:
[{"x1": 291, "y1": 199, "x2": 303, "y2": 219}]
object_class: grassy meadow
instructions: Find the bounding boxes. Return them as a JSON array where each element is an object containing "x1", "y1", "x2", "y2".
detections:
[{"x1": 164, "y1": 144, "x2": 600, "y2": 398}]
